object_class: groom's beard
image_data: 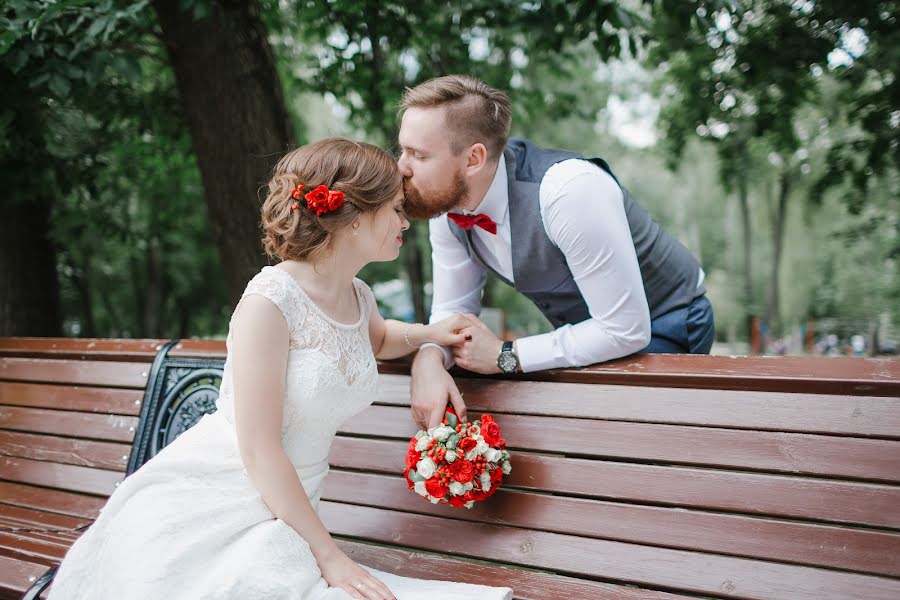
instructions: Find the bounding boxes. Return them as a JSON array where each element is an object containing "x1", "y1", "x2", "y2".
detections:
[{"x1": 403, "y1": 172, "x2": 469, "y2": 220}]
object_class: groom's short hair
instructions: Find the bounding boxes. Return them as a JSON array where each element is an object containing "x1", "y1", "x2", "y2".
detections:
[{"x1": 401, "y1": 75, "x2": 511, "y2": 160}]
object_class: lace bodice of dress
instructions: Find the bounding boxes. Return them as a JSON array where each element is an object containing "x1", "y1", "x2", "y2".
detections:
[{"x1": 215, "y1": 266, "x2": 379, "y2": 470}]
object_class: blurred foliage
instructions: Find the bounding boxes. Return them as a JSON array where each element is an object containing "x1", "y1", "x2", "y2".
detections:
[{"x1": 1, "y1": 0, "x2": 897, "y2": 352}]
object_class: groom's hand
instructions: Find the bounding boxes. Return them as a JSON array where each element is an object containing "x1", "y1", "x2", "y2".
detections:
[
  {"x1": 410, "y1": 347, "x2": 467, "y2": 430},
  {"x1": 452, "y1": 315, "x2": 503, "y2": 374}
]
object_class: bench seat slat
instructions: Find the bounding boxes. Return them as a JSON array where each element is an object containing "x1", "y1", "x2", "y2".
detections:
[
  {"x1": 0, "y1": 358, "x2": 150, "y2": 388},
  {"x1": 0, "y1": 531, "x2": 67, "y2": 565},
  {"x1": 321, "y1": 502, "x2": 900, "y2": 600},
  {"x1": 330, "y1": 437, "x2": 900, "y2": 528},
  {"x1": 0, "y1": 406, "x2": 137, "y2": 443},
  {"x1": 341, "y1": 405, "x2": 900, "y2": 482},
  {"x1": 322, "y1": 470, "x2": 900, "y2": 577},
  {"x1": 524, "y1": 354, "x2": 900, "y2": 397},
  {"x1": 0, "y1": 483, "x2": 104, "y2": 519},
  {"x1": 0, "y1": 382, "x2": 143, "y2": 415},
  {"x1": 0, "y1": 554, "x2": 49, "y2": 600},
  {"x1": 0, "y1": 337, "x2": 162, "y2": 362},
  {"x1": 0, "y1": 504, "x2": 91, "y2": 532},
  {"x1": 377, "y1": 375, "x2": 900, "y2": 438},
  {"x1": 337, "y1": 539, "x2": 697, "y2": 600},
  {"x1": 0, "y1": 431, "x2": 131, "y2": 471},
  {"x1": 0, "y1": 457, "x2": 122, "y2": 496}
]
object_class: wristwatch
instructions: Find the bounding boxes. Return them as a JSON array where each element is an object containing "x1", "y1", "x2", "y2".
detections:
[{"x1": 497, "y1": 341, "x2": 520, "y2": 374}]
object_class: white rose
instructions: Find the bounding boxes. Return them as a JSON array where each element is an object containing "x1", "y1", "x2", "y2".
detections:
[
  {"x1": 413, "y1": 481, "x2": 428, "y2": 497},
  {"x1": 480, "y1": 472, "x2": 492, "y2": 492},
  {"x1": 502, "y1": 461, "x2": 512, "y2": 475},
  {"x1": 445, "y1": 450, "x2": 458, "y2": 463},
  {"x1": 485, "y1": 448, "x2": 501, "y2": 463},
  {"x1": 416, "y1": 457, "x2": 436, "y2": 479},
  {"x1": 415, "y1": 436, "x2": 430, "y2": 452},
  {"x1": 464, "y1": 481, "x2": 474, "y2": 491},
  {"x1": 415, "y1": 431, "x2": 426, "y2": 439},
  {"x1": 465, "y1": 449, "x2": 478, "y2": 461},
  {"x1": 475, "y1": 441, "x2": 489, "y2": 455},
  {"x1": 449, "y1": 481, "x2": 465, "y2": 496},
  {"x1": 464, "y1": 501, "x2": 474, "y2": 509},
  {"x1": 432, "y1": 425, "x2": 452, "y2": 441},
  {"x1": 429, "y1": 496, "x2": 440, "y2": 504}
]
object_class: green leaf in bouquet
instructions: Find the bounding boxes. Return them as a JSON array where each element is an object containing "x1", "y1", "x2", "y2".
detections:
[
  {"x1": 446, "y1": 434, "x2": 460, "y2": 450},
  {"x1": 408, "y1": 470, "x2": 425, "y2": 483},
  {"x1": 444, "y1": 411, "x2": 458, "y2": 429}
]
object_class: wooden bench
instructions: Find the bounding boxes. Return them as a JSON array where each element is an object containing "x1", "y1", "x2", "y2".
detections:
[{"x1": 1, "y1": 337, "x2": 899, "y2": 599}]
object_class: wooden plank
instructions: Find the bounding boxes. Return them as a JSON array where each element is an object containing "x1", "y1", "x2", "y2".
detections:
[
  {"x1": 322, "y1": 470, "x2": 900, "y2": 578},
  {"x1": 340, "y1": 405, "x2": 900, "y2": 483},
  {"x1": 0, "y1": 357, "x2": 150, "y2": 389},
  {"x1": 0, "y1": 431, "x2": 130, "y2": 471},
  {"x1": 0, "y1": 382, "x2": 143, "y2": 415},
  {"x1": 167, "y1": 339, "x2": 227, "y2": 359},
  {"x1": 0, "y1": 482, "x2": 104, "y2": 519},
  {"x1": 0, "y1": 457, "x2": 122, "y2": 496},
  {"x1": 0, "y1": 338, "x2": 162, "y2": 362},
  {"x1": 0, "y1": 505, "x2": 89, "y2": 532},
  {"x1": 0, "y1": 554, "x2": 49, "y2": 600},
  {"x1": 321, "y1": 502, "x2": 900, "y2": 600},
  {"x1": 336, "y1": 539, "x2": 699, "y2": 600},
  {"x1": 376, "y1": 374, "x2": 900, "y2": 438},
  {"x1": 0, "y1": 531, "x2": 67, "y2": 564},
  {"x1": 329, "y1": 437, "x2": 900, "y2": 528},
  {"x1": 0, "y1": 406, "x2": 137, "y2": 443},
  {"x1": 514, "y1": 354, "x2": 900, "y2": 397}
]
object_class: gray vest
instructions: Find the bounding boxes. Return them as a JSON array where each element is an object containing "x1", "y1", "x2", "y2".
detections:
[{"x1": 449, "y1": 138, "x2": 704, "y2": 327}]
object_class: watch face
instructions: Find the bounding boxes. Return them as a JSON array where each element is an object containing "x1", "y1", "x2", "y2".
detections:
[{"x1": 498, "y1": 352, "x2": 518, "y2": 373}]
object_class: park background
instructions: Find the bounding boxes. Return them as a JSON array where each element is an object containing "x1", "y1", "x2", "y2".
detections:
[{"x1": 1, "y1": 0, "x2": 897, "y2": 357}]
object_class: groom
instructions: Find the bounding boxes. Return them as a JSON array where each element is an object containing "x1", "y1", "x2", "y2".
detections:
[{"x1": 398, "y1": 75, "x2": 714, "y2": 429}]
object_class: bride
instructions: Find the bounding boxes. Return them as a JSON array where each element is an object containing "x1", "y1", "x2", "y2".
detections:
[{"x1": 48, "y1": 138, "x2": 512, "y2": 600}]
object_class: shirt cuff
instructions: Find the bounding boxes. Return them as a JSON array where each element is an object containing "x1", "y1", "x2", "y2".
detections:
[
  {"x1": 514, "y1": 332, "x2": 567, "y2": 373},
  {"x1": 418, "y1": 342, "x2": 455, "y2": 370}
]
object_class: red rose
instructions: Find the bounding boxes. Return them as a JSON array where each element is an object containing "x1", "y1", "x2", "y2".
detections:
[
  {"x1": 449, "y1": 496, "x2": 466, "y2": 508},
  {"x1": 425, "y1": 478, "x2": 447, "y2": 499},
  {"x1": 490, "y1": 468, "x2": 503, "y2": 484},
  {"x1": 403, "y1": 468, "x2": 414, "y2": 490},
  {"x1": 457, "y1": 437, "x2": 477, "y2": 453},
  {"x1": 406, "y1": 447, "x2": 421, "y2": 469},
  {"x1": 448, "y1": 459, "x2": 475, "y2": 483},
  {"x1": 481, "y1": 420, "x2": 502, "y2": 446},
  {"x1": 480, "y1": 414, "x2": 494, "y2": 425},
  {"x1": 327, "y1": 190, "x2": 344, "y2": 210},
  {"x1": 305, "y1": 185, "x2": 329, "y2": 205}
]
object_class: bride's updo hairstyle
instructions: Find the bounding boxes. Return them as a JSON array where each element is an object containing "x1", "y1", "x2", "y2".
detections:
[{"x1": 261, "y1": 138, "x2": 402, "y2": 261}]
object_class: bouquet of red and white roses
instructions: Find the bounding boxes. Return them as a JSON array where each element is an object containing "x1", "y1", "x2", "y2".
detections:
[{"x1": 404, "y1": 407, "x2": 511, "y2": 508}]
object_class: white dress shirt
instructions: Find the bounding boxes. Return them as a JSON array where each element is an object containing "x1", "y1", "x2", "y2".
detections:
[{"x1": 425, "y1": 158, "x2": 660, "y2": 372}]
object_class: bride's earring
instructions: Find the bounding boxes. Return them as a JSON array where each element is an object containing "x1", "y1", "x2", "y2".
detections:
[{"x1": 352, "y1": 222, "x2": 360, "y2": 236}]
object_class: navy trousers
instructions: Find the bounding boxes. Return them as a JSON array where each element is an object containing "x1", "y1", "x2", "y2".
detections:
[{"x1": 642, "y1": 295, "x2": 715, "y2": 354}]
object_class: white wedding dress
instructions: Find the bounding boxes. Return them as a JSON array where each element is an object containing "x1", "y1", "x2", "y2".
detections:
[{"x1": 49, "y1": 266, "x2": 512, "y2": 600}]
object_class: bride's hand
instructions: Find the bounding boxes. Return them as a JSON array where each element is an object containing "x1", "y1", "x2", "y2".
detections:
[
  {"x1": 424, "y1": 313, "x2": 473, "y2": 347},
  {"x1": 318, "y1": 548, "x2": 395, "y2": 600}
]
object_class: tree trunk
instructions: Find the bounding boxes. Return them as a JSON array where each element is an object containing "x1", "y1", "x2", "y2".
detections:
[
  {"x1": 152, "y1": 0, "x2": 294, "y2": 307},
  {"x1": 364, "y1": 1, "x2": 428, "y2": 323},
  {"x1": 765, "y1": 170, "x2": 791, "y2": 340},
  {"x1": 0, "y1": 197, "x2": 62, "y2": 336},
  {"x1": 143, "y1": 236, "x2": 163, "y2": 338},
  {"x1": 737, "y1": 173, "x2": 754, "y2": 346},
  {"x1": 67, "y1": 254, "x2": 96, "y2": 338}
]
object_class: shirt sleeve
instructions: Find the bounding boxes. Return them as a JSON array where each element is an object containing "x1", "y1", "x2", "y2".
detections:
[
  {"x1": 421, "y1": 215, "x2": 488, "y2": 369},
  {"x1": 515, "y1": 159, "x2": 651, "y2": 372}
]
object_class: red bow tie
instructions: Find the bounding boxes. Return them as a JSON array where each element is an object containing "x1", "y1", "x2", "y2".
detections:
[{"x1": 447, "y1": 212, "x2": 497, "y2": 235}]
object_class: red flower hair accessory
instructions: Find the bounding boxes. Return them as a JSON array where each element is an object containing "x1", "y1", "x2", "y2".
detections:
[{"x1": 304, "y1": 184, "x2": 345, "y2": 216}]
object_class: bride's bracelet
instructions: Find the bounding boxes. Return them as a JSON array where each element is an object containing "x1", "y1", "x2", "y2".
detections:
[{"x1": 404, "y1": 323, "x2": 421, "y2": 348}]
